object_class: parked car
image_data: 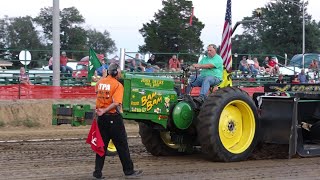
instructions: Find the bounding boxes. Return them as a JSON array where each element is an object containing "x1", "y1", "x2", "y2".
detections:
[
  {"x1": 279, "y1": 53, "x2": 320, "y2": 79},
  {"x1": 72, "y1": 56, "x2": 89, "y2": 78},
  {"x1": 72, "y1": 54, "x2": 105, "y2": 78}
]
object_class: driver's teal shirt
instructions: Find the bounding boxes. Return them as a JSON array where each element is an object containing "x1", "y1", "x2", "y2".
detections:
[{"x1": 199, "y1": 54, "x2": 223, "y2": 80}]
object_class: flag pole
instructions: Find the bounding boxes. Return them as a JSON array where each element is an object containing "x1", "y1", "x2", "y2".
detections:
[{"x1": 189, "y1": 7, "x2": 194, "y2": 26}]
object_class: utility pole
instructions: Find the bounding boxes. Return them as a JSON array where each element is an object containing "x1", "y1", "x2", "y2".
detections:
[
  {"x1": 302, "y1": 0, "x2": 305, "y2": 69},
  {"x1": 52, "y1": 0, "x2": 60, "y2": 86}
]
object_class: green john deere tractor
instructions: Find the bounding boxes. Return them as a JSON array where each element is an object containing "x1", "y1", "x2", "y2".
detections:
[
  {"x1": 121, "y1": 66, "x2": 259, "y2": 162},
  {"x1": 122, "y1": 66, "x2": 320, "y2": 161}
]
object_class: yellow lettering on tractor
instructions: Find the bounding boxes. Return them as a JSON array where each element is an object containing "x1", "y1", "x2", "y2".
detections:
[
  {"x1": 152, "y1": 80, "x2": 164, "y2": 87},
  {"x1": 146, "y1": 96, "x2": 162, "y2": 111},
  {"x1": 142, "y1": 92, "x2": 156, "y2": 106},
  {"x1": 141, "y1": 92, "x2": 162, "y2": 111}
]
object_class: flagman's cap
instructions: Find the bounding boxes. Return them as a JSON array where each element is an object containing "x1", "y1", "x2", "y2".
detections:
[{"x1": 108, "y1": 63, "x2": 119, "y2": 72}]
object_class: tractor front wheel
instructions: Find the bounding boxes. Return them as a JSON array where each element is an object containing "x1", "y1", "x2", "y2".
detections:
[
  {"x1": 139, "y1": 123, "x2": 183, "y2": 156},
  {"x1": 197, "y1": 87, "x2": 259, "y2": 162}
]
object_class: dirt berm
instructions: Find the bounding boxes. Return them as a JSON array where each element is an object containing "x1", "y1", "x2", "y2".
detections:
[{"x1": 0, "y1": 99, "x2": 96, "y2": 127}]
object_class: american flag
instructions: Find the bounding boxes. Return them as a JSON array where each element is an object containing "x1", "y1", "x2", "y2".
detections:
[{"x1": 220, "y1": 0, "x2": 232, "y2": 71}]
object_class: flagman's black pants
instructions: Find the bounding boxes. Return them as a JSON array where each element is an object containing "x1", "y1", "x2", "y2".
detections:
[{"x1": 95, "y1": 113, "x2": 134, "y2": 175}]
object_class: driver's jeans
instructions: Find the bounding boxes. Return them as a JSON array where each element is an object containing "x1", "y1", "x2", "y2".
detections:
[{"x1": 186, "y1": 75, "x2": 221, "y2": 98}]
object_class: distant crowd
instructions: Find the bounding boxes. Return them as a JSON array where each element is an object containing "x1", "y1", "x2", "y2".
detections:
[
  {"x1": 238, "y1": 55, "x2": 280, "y2": 76},
  {"x1": 238, "y1": 55, "x2": 320, "y2": 84},
  {"x1": 18, "y1": 52, "x2": 320, "y2": 85},
  {"x1": 126, "y1": 54, "x2": 184, "y2": 73}
]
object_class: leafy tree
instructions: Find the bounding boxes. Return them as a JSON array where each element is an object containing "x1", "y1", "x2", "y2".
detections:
[
  {"x1": 7, "y1": 16, "x2": 42, "y2": 49},
  {"x1": 139, "y1": 0, "x2": 204, "y2": 65},
  {"x1": 232, "y1": 0, "x2": 320, "y2": 66},
  {"x1": 86, "y1": 29, "x2": 117, "y2": 54},
  {"x1": 59, "y1": 7, "x2": 86, "y2": 52},
  {"x1": 34, "y1": 7, "x2": 86, "y2": 50},
  {"x1": 3, "y1": 16, "x2": 44, "y2": 68},
  {"x1": 0, "y1": 17, "x2": 7, "y2": 49},
  {"x1": 34, "y1": 7, "x2": 116, "y2": 59}
]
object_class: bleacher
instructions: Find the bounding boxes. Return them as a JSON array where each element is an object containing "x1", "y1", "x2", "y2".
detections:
[{"x1": 0, "y1": 72, "x2": 88, "y2": 86}]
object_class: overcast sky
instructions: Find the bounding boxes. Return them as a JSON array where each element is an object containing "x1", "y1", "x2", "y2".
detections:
[{"x1": 1, "y1": 0, "x2": 320, "y2": 57}]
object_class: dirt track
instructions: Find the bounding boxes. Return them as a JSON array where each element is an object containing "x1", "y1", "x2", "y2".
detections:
[
  {"x1": 1, "y1": 100, "x2": 320, "y2": 179},
  {"x1": 1, "y1": 127, "x2": 320, "y2": 180}
]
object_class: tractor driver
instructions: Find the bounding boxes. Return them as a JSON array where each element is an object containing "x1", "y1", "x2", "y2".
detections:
[{"x1": 186, "y1": 44, "x2": 223, "y2": 103}]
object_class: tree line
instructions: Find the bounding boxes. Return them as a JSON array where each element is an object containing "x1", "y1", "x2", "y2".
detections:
[
  {"x1": 1, "y1": 0, "x2": 320, "y2": 69},
  {"x1": 139, "y1": 0, "x2": 320, "y2": 67},
  {"x1": 0, "y1": 7, "x2": 116, "y2": 68},
  {"x1": 231, "y1": 0, "x2": 320, "y2": 66}
]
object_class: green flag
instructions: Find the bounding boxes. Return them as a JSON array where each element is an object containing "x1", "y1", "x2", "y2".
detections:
[{"x1": 88, "y1": 48, "x2": 102, "y2": 81}]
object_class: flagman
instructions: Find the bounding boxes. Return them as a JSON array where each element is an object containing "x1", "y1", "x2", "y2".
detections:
[{"x1": 93, "y1": 63, "x2": 143, "y2": 179}]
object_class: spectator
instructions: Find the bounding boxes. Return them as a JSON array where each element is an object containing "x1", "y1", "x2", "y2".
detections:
[
  {"x1": 168, "y1": 55, "x2": 181, "y2": 72},
  {"x1": 147, "y1": 55, "x2": 160, "y2": 71},
  {"x1": 292, "y1": 74, "x2": 300, "y2": 84},
  {"x1": 267, "y1": 57, "x2": 279, "y2": 76},
  {"x1": 96, "y1": 59, "x2": 109, "y2": 77},
  {"x1": 48, "y1": 56, "x2": 53, "y2": 70},
  {"x1": 263, "y1": 56, "x2": 271, "y2": 74},
  {"x1": 128, "y1": 58, "x2": 136, "y2": 72},
  {"x1": 247, "y1": 56, "x2": 258, "y2": 75},
  {"x1": 309, "y1": 59, "x2": 319, "y2": 77},
  {"x1": 91, "y1": 70, "x2": 101, "y2": 86},
  {"x1": 298, "y1": 69, "x2": 309, "y2": 83},
  {"x1": 239, "y1": 56, "x2": 249, "y2": 73},
  {"x1": 60, "y1": 51, "x2": 73, "y2": 76},
  {"x1": 128, "y1": 53, "x2": 144, "y2": 72},
  {"x1": 48, "y1": 56, "x2": 65, "y2": 72},
  {"x1": 136, "y1": 60, "x2": 145, "y2": 72},
  {"x1": 180, "y1": 59, "x2": 184, "y2": 66},
  {"x1": 145, "y1": 63, "x2": 154, "y2": 73},
  {"x1": 253, "y1": 57, "x2": 265, "y2": 73},
  {"x1": 19, "y1": 67, "x2": 32, "y2": 85},
  {"x1": 276, "y1": 74, "x2": 286, "y2": 84},
  {"x1": 147, "y1": 54, "x2": 156, "y2": 66}
]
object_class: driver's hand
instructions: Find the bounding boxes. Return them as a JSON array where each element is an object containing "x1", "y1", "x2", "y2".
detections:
[
  {"x1": 189, "y1": 66, "x2": 196, "y2": 71},
  {"x1": 192, "y1": 64, "x2": 201, "y2": 68}
]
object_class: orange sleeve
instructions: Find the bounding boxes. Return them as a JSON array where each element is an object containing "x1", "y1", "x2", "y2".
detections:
[{"x1": 113, "y1": 83, "x2": 124, "y2": 104}]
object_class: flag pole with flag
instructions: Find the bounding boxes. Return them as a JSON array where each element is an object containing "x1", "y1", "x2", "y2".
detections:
[
  {"x1": 189, "y1": 7, "x2": 194, "y2": 26},
  {"x1": 88, "y1": 48, "x2": 102, "y2": 81},
  {"x1": 220, "y1": 0, "x2": 232, "y2": 71}
]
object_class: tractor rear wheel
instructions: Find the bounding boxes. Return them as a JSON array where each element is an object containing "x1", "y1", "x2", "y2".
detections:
[
  {"x1": 197, "y1": 87, "x2": 259, "y2": 162},
  {"x1": 139, "y1": 123, "x2": 183, "y2": 156}
]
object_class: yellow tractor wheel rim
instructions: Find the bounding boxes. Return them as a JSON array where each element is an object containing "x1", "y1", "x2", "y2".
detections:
[
  {"x1": 107, "y1": 140, "x2": 117, "y2": 152},
  {"x1": 219, "y1": 100, "x2": 255, "y2": 154},
  {"x1": 160, "y1": 132, "x2": 180, "y2": 149}
]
